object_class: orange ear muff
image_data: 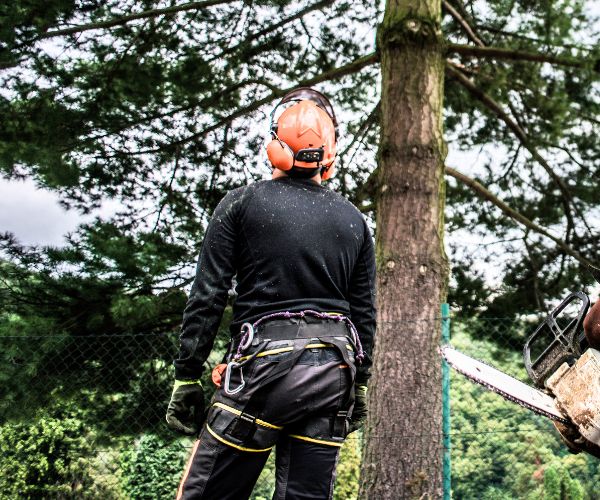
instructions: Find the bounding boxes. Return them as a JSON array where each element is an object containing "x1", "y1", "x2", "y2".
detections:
[
  {"x1": 321, "y1": 158, "x2": 336, "y2": 181},
  {"x1": 266, "y1": 139, "x2": 294, "y2": 171}
]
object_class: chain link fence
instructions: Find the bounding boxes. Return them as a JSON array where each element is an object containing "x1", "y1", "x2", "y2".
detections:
[
  {"x1": 447, "y1": 316, "x2": 600, "y2": 499},
  {"x1": 1, "y1": 316, "x2": 598, "y2": 498}
]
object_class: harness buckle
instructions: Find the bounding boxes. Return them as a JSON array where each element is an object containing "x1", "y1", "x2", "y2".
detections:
[
  {"x1": 239, "y1": 412, "x2": 256, "y2": 424},
  {"x1": 229, "y1": 411, "x2": 258, "y2": 441}
]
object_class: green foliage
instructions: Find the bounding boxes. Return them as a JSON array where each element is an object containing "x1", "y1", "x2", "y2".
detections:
[
  {"x1": 0, "y1": 226, "x2": 189, "y2": 425},
  {"x1": 334, "y1": 436, "x2": 361, "y2": 500},
  {"x1": 0, "y1": 404, "x2": 120, "y2": 499},
  {"x1": 120, "y1": 434, "x2": 188, "y2": 500},
  {"x1": 450, "y1": 323, "x2": 600, "y2": 499},
  {"x1": 544, "y1": 467, "x2": 562, "y2": 500},
  {"x1": 533, "y1": 464, "x2": 585, "y2": 500}
]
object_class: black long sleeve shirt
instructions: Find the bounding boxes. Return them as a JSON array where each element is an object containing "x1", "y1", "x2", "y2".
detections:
[{"x1": 174, "y1": 177, "x2": 376, "y2": 383}]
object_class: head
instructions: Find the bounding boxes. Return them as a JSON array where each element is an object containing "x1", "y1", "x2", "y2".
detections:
[{"x1": 266, "y1": 87, "x2": 338, "y2": 182}]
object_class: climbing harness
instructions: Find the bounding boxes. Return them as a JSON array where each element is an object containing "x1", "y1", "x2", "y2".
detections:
[{"x1": 223, "y1": 310, "x2": 363, "y2": 395}]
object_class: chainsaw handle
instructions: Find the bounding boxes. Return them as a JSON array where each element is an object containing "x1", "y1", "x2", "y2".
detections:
[{"x1": 524, "y1": 291, "x2": 590, "y2": 388}]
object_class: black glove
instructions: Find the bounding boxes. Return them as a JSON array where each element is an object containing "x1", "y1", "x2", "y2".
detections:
[
  {"x1": 166, "y1": 380, "x2": 205, "y2": 435},
  {"x1": 348, "y1": 384, "x2": 368, "y2": 434}
]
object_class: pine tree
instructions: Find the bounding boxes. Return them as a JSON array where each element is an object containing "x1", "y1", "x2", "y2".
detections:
[{"x1": 1, "y1": 0, "x2": 598, "y2": 497}]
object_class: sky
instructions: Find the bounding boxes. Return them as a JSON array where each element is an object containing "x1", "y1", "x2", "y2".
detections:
[
  {"x1": 0, "y1": 178, "x2": 128, "y2": 246},
  {"x1": 0, "y1": 179, "x2": 86, "y2": 246}
]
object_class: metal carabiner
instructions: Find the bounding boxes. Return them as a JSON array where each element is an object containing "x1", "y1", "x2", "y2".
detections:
[
  {"x1": 223, "y1": 361, "x2": 246, "y2": 395},
  {"x1": 239, "y1": 322, "x2": 255, "y2": 351}
]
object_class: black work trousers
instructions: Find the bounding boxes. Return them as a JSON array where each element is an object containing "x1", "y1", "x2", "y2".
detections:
[{"x1": 177, "y1": 323, "x2": 356, "y2": 499}]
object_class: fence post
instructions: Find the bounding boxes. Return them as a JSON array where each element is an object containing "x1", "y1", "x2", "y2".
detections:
[{"x1": 441, "y1": 303, "x2": 451, "y2": 500}]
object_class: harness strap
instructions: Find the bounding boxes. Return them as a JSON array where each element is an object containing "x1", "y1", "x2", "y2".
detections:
[
  {"x1": 232, "y1": 309, "x2": 364, "y2": 363},
  {"x1": 250, "y1": 322, "x2": 349, "y2": 343},
  {"x1": 256, "y1": 338, "x2": 314, "y2": 388},
  {"x1": 227, "y1": 313, "x2": 359, "y2": 441},
  {"x1": 236, "y1": 343, "x2": 353, "y2": 363},
  {"x1": 321, "y1": 336, "x2": 356, "y2": 421}
]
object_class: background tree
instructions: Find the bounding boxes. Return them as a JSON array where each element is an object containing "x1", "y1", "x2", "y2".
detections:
[{"x1": 1, "y1": 0, "x2": 599, "y2": 498}]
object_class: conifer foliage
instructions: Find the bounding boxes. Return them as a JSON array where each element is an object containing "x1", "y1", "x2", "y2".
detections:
[{"x1": 1, "y1": 0, "x2": 599, "y2": 497}]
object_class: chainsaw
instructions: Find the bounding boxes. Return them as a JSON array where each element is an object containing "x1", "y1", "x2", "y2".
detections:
[{"x1": 442, "y1": 268, "x2": 600, "y2": 458}]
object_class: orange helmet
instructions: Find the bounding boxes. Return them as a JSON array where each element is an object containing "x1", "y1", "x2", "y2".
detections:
[{"x1": 266, "y1": 87, "x2": 338, "y2": 180}]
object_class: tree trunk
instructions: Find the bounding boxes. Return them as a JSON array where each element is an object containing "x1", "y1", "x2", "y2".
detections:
[{"x1": 359, "y1": 1, "x2": 448, "y2": 498}]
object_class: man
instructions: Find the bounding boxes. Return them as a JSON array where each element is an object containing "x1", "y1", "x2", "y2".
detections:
[{"x1": 166, "y1": 87, "x2": 376, "y2": 499}]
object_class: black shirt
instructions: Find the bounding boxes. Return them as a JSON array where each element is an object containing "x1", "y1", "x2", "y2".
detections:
[{"x1": 174, "y1": 177, "x2": 376, "y2": 383}]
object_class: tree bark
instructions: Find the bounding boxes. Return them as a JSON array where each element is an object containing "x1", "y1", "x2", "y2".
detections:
[{"x1": 359, "y1": 1, "x2": 448, "y2": 498}]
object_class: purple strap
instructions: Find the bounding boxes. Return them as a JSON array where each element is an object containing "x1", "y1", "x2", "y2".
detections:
[{"x1": 234, "y1": 310, "x2": 364, "y2": 364}]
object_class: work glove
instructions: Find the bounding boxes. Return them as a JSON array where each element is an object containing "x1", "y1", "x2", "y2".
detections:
[
  {"x1": 583, "y1": 299, "x2": 600, "y2": 350},
  {"x1": 348, "y1": 384, "x2": 368, "y2": 434},
  {"x1": 165, "y1": 379, "x2": 205, "y2": 436}
]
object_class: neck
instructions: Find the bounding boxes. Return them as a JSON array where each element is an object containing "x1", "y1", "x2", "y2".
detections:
[{"x1": 272, "y1": 168, "x2": 322, "y2": 184}]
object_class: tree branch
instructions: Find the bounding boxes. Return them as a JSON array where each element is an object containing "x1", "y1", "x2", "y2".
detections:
[
  {"x1": 147, "y1": 51, "x2": 379, "y2": 153},
  {"x1": 40, "y1": 0, "x2": 237, "y2": 39},
  {"x1": 214, "y1": 0, "x2": 336, "y2": 61},
  {"x1": 446, "y1": 166, "x2": 595, "y2": 268},
  {"x1": 0, "y1": 59, "x2": 22, "y2": 70},
  {"x1": 337, "y1": 102, "x2": 380, "y2": 197},
  {"x1": 442, "y1": 0, "x2": 484, "y2": 47},
  {"x1": 447, "y1": 43, "x2": 598, "y2": 71},
  {"x1": 339, "y1": 102, "x2": 380, "y2": 161},
  {"x1": 152, "y1": 147, "x2": 181, "y2": 233},
  {"x1": 76, "y1": 79, "x2": 279, "y2": 150},
  {"x1": 445, "y1": 62, "x2": 579, "y2": 231},
  {"x1": 475, "y1": 25, "x2": 596, "y2": 53}
]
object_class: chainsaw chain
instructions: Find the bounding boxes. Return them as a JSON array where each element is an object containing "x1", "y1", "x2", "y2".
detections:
[{"x1": 443, "y1": 347, "x2": 570, "y2": 425}]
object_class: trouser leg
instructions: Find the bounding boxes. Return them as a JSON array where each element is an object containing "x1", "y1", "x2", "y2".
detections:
[
  {"x1": 273, "y1": 434, "x2": 341, "y2": 500},
  {"x1": 177, "y1": 426, "x2": 271, "y2": 500}
]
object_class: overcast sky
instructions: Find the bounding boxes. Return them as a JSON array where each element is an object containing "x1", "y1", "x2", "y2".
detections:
[
  {"x1": 0, "y1": 177, "x2": 123, "y2": 246},
  {"x1": 0, "y1": 179, "x2": 86, "y2": 246}
]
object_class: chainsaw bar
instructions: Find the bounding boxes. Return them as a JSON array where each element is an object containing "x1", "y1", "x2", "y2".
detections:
[{"x1": 441, "y1": 345, "x2": 569, "y2": 424}]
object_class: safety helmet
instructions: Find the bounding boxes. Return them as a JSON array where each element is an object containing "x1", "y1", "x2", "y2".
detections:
[{"x1": 266, "y1": 87, "x2": 338, "y2": 180}]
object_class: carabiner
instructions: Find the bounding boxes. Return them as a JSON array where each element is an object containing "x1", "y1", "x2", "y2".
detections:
[
  {"x1": 223, "y1": 361, "x2": 246, "y2": 395},
  {"x1": 239, "y1": 322, "x2": 255, "y2": 351}
]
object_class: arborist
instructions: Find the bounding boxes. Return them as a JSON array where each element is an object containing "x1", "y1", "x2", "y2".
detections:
[{"x1": 166, "y1": 87, "x2": 376, "y2": 499}]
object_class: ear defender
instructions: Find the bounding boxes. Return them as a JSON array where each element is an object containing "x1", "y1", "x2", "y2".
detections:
[
  {"x1": 266, "y1": 88, "x2": 338, "y2": 179},
  {"x1": 266, "y1": 139, "x2": 294, "y2": 171},
  {"x1": 320, "y1": 159, "x2": 336, "y2": 181}
]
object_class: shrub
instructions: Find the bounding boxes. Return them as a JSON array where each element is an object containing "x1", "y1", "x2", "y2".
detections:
[
  {"x1": 120, "y1": 434, "x2": 188, "y2": 499},
  {"x1": 0, "y1": 410, "x2": 112, "y2": 498}
]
